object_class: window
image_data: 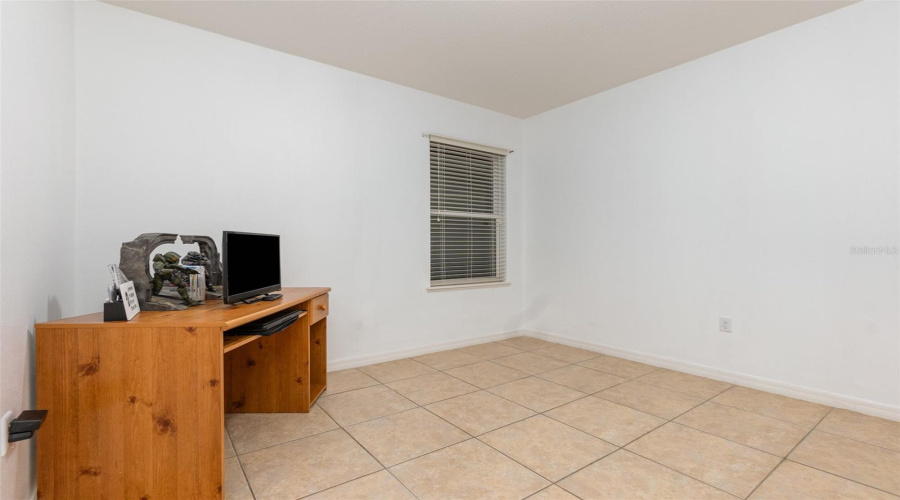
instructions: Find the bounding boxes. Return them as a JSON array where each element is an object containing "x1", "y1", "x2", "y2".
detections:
[{"x1": 429, "y1": 135, "x2": 507, "y2": 287}]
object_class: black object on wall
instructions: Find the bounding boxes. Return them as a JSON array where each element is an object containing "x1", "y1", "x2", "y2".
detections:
[{"x1": 8, "y1": 410, "x2": 47, "y2": 443}]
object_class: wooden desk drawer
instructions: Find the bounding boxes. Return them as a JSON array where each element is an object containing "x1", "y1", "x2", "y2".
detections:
[{"x1": 311, "y1": 294, "x2": 329, "y2": 324}]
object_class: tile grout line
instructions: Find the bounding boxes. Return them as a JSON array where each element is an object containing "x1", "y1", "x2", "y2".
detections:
[
  {"x1": 484, "y1": 378, "x2": 591, "y2": 411},
  {"x1": 228, "y1": 429, "x2": 258, "y2": 500},
  {"x1": 231, "y1": 407, "x2": 342, "y2": 457},
  {"x1": 414, "y1": 386, "x2": 585, "y2": 487},
  {"x1": 384, "y1": 393, "x2": 561, "y2": 498},
  {"x1": 578, "y1": 365, "x2": 662, "y2": 381},
  {"x1": 383, "y1": 423, "x2": 476, "y2": 468},
  {"x1": 380, "y1": 367, "x2": 484, "y2": 405},
  {"x1": 311, "y1": 394, "x2": 427, "y2": 499},
  {"x1": 238, "y1": 339, "x2": 890, "y2": 500},
  {"x1": 320, "y1": 385, "x2": 418, "y2": 427},
  {"x1": 586, "y1": 376, "x2": 643, "y2": 396},
  {"x1": 237, "y1": 372, "x2": 716, "y2": 500},
  {"x1": 338, "y1": 398, "x2": 466, "y2": 473},
  {"x1": 743, "y1": 407, "x2": 835, "y2": 499},
  {"x1": 550, "y1": 384, "x2": 740, "y2": 499},
  {"x1": 572, "y1": 362, "x2": 841, "y2": 432},
  {"x1": 385, "y1": 434, "x2": 476, "y2": 471},
  {"x1": 539, "y1": 374, "x2": 707, "y2": 454},
  {"x1": 436, "y1": 350, "x2": 740, "y2": 498},
  {"x1": 591, "y1": 378, "x2": 803, "y2": 427},
  {"x1": 672, "y1": 418, "x2": 798, "y2": 458},
  {"x1": 352, "y1": 338, "x2": 843, "y2": 432},
  {"x1": 629, "y1": 372, "x2": 730, "y2": 401},
  {"x1": 238, "y1": 344, "x2": 604, "y2": 495},
  {"x1": 533, "y1": 366, "x2": 629, "y2": 390},
  {"x1": 355, "y1": 358, "x2": 438, "y2": 384},
  {"x1": 421, "y1": 355, "x2": 634, "y2": 495},
  {"x1": 329, "y1": 371, "x2": 481, "y2": 408},
  {"x1": 523, "y1": 485, "x2": 564, "y2": 500},
  {"x1": 778, "y1": 458, "x2": 900, "y2": 498},
  {"x1": 231, "y1": 425, "x2": 337, "y2": 457},
  {"x1": 404, "y1": 386, "x2": 483, "y2": 407},
  {"x1": 670, "y1": 399, "x2": 865, "y2": 458},
  {"x1": 464, "y1": 338, "x2": 897, "y2": 497},
  {"x1": 292, "y1": 469, "x2": 392, "y2": 500},
  {"x1": 439, "y1": 361, "x2": 530, "y2": 389},
  {"x1": 232, "y1": 417, "x2": 379, "y2": 496},
  {"x1": 528, "y1": 336, "x2": 852, "y2": 423},
  {"x1": 807, "y1": 426, "x2": 900, "y2": 454},
  {"x1": 571, "y1": 375, "x2": 848, "y2": 467},
  {"x1": 707, "y1": 397, "x2": 832, "y2": 429},
  {"x1": 442, "y1": 357, "x2": 734, "y2": 498},
  {"x1": 598, "y1": 388, "x2": 731, "y2": 472},
  {"x1": 442, "y1": 392, "x2": 617, "y2": 495},
  {"x1": 416, "y1": 403, "x2": 481, "y2": 439},
  {"x1": 335, "y1": 419, "x2": 425, "y2": 500},
  {"x1": 417, "y1": 342, "x2": 891, "y2": 497},
  {"x1": 322, "y1": 359, "x2": 547, "y2": 494},
  {"x1": 468, "y1": 434, "x2": 558, "y2": 493},
  {"x1": 257, "y1": 350, "x2": 649, "y2": 499},
  {"x1": 770, "y1": 407, "x2": 900, "y2": 498},
  {"x1": 658, "y1": 421, "x2": 784, "y2": 461},
  {"x1": 226, "y1": 428, "x2": 254, "y2": 498},
  {"x1": 382, "y1": 467, "x2": 422, "y2": 500},
  {"x1": 330, "y1": 365, "x2": 472, "y2": 446}
]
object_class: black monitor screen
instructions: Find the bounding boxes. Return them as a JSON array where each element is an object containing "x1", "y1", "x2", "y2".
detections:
[{"x1": 223, "y1": 232, "x2": 281, "y2": 303}]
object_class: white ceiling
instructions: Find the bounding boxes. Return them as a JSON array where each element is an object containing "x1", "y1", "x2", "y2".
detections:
[{"x1": 106, "y1": 1, "x2": 853, "y2": 118}]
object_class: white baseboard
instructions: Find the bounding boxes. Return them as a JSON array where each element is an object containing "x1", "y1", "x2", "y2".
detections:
[
  {"x1": 327, "y1": 329, "x2": 524, "y2": 372},
  {"x1": 523, "y1": 329, "x2": 900, "y2": 422}
]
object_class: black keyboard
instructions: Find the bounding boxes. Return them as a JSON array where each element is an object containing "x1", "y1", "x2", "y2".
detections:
[{"x1": 226, "y1": 309, "x2": 304, "y2": 336}]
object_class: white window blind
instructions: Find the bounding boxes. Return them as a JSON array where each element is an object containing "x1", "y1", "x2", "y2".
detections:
[{"x1": 430, "y1": 137, "x2": 507, "y2": 287}]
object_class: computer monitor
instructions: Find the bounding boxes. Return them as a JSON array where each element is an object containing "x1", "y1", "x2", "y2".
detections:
[{"x1": 222, "y1": 231, "x2": 281, "y2": 304}]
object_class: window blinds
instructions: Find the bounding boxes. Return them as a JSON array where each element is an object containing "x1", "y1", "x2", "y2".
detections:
[{"x1": 430, "y1": 138, "x2": 507, "y2": 286}]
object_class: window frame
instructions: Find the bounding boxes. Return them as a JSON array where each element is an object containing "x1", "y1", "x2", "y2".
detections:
[{"x1": 428, "y1": 135, "x2": 509, "y2": 290}]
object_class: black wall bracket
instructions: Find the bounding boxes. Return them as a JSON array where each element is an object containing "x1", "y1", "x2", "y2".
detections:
[{"x1": 8, "y1": 410, "x2": 47, "y2": 443}]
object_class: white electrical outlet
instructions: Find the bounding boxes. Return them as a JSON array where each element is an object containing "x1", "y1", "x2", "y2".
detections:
[
  {"x1": 1, "y1": 411, "x2": 14, "y2": 457},
  {"x1": 719, "y1": 317, "x2": 733, "y2": 333}
]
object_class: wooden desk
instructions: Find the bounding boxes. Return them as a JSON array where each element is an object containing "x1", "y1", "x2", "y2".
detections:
[{"x1": 35, "y1": 287, "x2": 330, "y2": 499}]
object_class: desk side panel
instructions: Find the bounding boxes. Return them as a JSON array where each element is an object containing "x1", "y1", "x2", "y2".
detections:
[
  {"x1": 310, "y1": 317, "x2": 328, "y2": 398},
  {"x1": 36, "y1": 326, "x2": 224, "y2": 499}
]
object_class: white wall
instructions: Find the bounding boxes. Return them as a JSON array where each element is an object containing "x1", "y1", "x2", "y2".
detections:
[
  {"x1": 0, "y1": 1, "x2": 77, "y2": 497},
  {"x1": 73, "y1": 1, "x2": 525, "y2": 363},
  {"x1": 1, "y1": 2, "x2": 893, "y2": 497},
  {"x1": 524, "y1": 1, "x2": 899, "y2": 411}
]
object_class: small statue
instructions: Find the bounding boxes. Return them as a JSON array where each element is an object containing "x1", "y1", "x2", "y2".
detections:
[
  {"x1": 182, "y1": 251, "x2": 215, "y2": 292},
  {"x1": 151, "y1": 251, "x2": 200, "y2": 305}
]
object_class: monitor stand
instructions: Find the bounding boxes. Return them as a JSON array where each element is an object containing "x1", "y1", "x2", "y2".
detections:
[{"x1": 241, "y1": 293, "x2": 283, "y2": 304}]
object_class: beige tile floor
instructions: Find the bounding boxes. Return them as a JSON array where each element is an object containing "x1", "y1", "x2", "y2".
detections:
[{"x1": 224, "y1": 336, "x2": 900, "y2": 500}]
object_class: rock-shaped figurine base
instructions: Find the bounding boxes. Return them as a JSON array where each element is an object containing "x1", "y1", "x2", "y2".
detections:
[{"x1": 139, "y1": 295, "x2": 189, "y2": 311}]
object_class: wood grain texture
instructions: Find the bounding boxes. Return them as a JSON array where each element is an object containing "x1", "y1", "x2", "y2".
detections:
[
  {"x1": 40, "y1": 287, "x2": 330, "y2": 328},
  {"x1": 35, "y1": 287, "x2": 329, "y2": 498},
  {"x1": 222, "y1": 334, "x2": 263, "y2": 354},
  {"x1": 310, "y1": 293, "x2": 329, "y2": 325},
  {"x1": 224, "y1": 306, "x2": 311, "y2": 413},
  {"x1": 36, "y1": 326, "x2": 224, "y2": 499},
  {"x1": 310, "y1": 318, "x2": 328, "y2": 401},
  {"x1": 222, "y1": 310, "x2": 308, "y2": 354}
]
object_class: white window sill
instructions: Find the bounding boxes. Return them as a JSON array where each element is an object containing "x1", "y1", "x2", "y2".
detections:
[{"x1": 427, "y1": 282, "x2": 511, "y2": 292}]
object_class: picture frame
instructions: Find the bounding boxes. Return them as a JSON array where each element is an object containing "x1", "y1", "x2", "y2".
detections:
[{"x1": 120, "y1": 281, "x2": 141, "y2": 320}]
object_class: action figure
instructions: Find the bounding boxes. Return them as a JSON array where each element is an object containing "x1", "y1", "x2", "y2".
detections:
[
  {"x1": 151, "y1": 251, "x2": 200, "y2": 305},
  {"x1": 182, "y1": 251, "x2": 215, "y2": 291}
]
